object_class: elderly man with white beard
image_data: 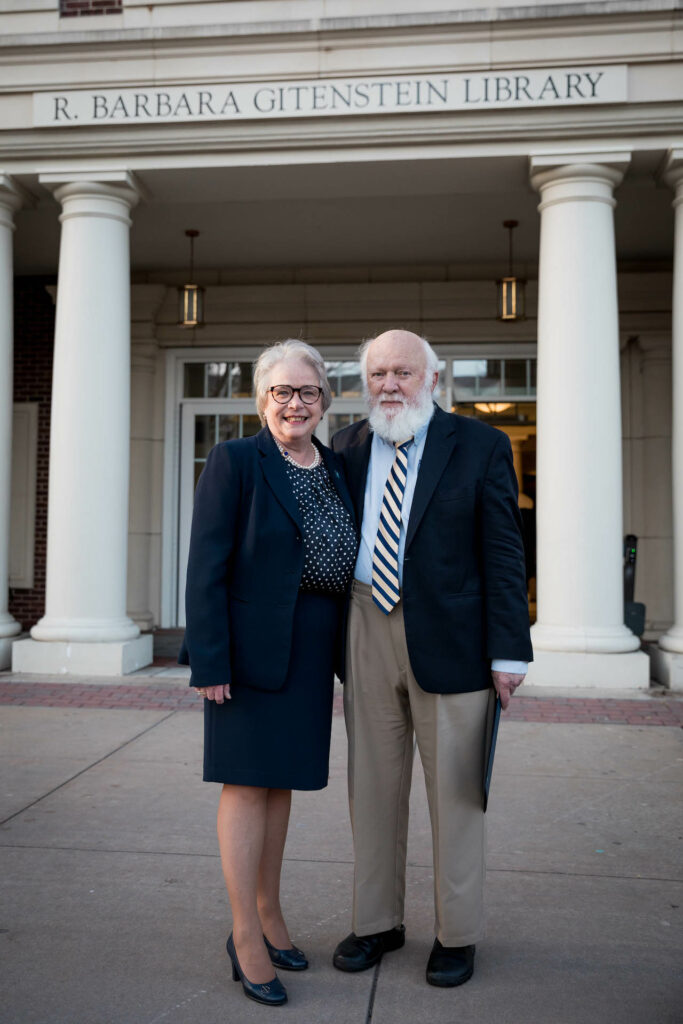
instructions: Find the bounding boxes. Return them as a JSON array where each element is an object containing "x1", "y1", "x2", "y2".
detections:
[{"x1": 331, "y1": 329, "x2": 533, "y2": 987}]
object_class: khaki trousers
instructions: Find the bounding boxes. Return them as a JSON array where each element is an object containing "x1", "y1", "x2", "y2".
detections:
[{"x1": 344, "y1": 580, "x2": 492, "y2": 946}]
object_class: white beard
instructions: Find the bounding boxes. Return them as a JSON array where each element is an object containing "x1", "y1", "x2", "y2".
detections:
[{"x1": 368, "y1": 380, "x2": 436, "y2": 443}]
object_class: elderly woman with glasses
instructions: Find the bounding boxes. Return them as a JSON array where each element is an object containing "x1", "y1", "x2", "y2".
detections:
[{"x1": 179, "y1": 340, "x2": 357, "y2": 1008}]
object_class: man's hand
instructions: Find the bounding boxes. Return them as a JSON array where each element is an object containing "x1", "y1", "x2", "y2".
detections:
[
  {"x1": 491, "y1": 671, "x2": 525, "y2": 710},
  {"x1": 195, "y1": 684, "x2": 231, "y2": 703}
]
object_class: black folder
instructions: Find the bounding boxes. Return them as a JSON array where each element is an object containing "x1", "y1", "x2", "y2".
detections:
[{"x1": 483, "y1": 694, "x2": 502, "y2": 813}]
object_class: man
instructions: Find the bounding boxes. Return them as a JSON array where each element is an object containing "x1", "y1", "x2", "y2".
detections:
[{"x1": 330, "y1": 329, "x2": 532, "y2": 987}]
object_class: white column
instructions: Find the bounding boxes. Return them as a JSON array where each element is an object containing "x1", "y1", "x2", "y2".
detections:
[
  {"x1": 527, "y1": 155, "x2": 649, "y2": 689},
  {"x1": 0, "y1": 176, "x2": 23, "y2": 669},
  {"x1": 12, "y1": 174, "x2": 152, "y2": 675},
  {"x1": 654, "y1": 156, "x2": 683, "y2": 689}
]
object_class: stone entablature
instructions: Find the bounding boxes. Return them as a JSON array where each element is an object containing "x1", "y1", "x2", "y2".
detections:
[{"x1": 2, "y1": 1, "x2": 682, "y2": 37}]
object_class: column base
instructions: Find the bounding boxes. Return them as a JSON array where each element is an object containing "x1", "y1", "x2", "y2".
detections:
[
  {"x1": 524, "y1": 649, "x2": 651, "y2": 690},
  {"x1": 0, "y1": 613, "x2": 22, "y2": 637},
  {"x1": 0, "y1": 633, "x2": 24, "y2": 670},
  {"x1": 11, "y1": 635, "x2": 153, "y2": 676},
  {"x1": 530, "y1": 622, "x2": 640, "y2": 653},
  {"x1": 657, "y1": 626, "x2": 683, "y2": 655},
  {"x1": 648, "y1": 645, "x2": 683, "y2": 691},
  {"x1": 129, "y1": 610, "x2": 155, "y2": 632}
]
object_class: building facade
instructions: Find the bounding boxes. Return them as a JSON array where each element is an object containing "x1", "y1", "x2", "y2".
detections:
[{"x1": 1, "y1": 0, "x2": 682, "y2": 688}]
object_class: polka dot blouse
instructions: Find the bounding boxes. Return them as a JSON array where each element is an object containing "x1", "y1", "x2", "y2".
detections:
[{"x1": 281, "y1": 457, "x2": 358, "y2": 595}]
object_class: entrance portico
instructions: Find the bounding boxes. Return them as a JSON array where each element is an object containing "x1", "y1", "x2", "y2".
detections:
[
  {"x1": 1, "y1": 3, "x2": 681, "y2": 686},
  {"x1": 4, "y1": 152, "x2": 669, "y2": 688}
]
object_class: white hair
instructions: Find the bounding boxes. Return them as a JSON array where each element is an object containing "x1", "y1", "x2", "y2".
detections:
[
  {"x1": 253, "y1": 339, "x2": 332, "y2": 424},
  {"x1": 358, "y1": 331, "x2": 439, "y2": 389}
]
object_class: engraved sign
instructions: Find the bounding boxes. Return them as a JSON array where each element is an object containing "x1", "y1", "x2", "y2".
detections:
[{"x1": 33, "y1": 66, "x2": 627, "y2": 127}]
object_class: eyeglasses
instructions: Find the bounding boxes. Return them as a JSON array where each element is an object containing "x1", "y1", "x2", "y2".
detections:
[{"x1": 267, "y1": 385, "x2": 323, "y2": 405}]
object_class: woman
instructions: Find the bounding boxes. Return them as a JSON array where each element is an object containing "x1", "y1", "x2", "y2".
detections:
[{"x1": 179, "y1": 340, "x2": 357, "y2": 1007}]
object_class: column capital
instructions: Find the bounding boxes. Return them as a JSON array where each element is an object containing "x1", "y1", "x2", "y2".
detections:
[
  {"x1": 0, "y1": 174, "x2": 23, "y2": 213},
  {"x1": 529, "y1": 151, "x2": 631, "y2": 200},
  {"x1": 660, "y1": 148, "x2": 683, "y2": 198},
  {"x1": 39, "y1": 170, "x2": 144, "y2": 224},
  {"x1": 0, "y1": 174, "x2": 34, "y2": 229}
]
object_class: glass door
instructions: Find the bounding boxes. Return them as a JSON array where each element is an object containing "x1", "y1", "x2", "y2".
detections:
[{"x1": 177, "y1": 400, "x2": 261, "y2": 626}]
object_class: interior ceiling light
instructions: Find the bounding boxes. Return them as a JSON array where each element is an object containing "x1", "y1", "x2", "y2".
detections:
[{"x1": 474, "y1": 402, "x2": 514, "y2": 414}]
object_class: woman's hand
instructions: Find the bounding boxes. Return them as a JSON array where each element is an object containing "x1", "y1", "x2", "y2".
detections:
[{"x1": 196, "y1": 685, "x2": 232, "y2": 703}]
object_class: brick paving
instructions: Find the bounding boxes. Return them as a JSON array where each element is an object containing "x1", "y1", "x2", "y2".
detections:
[{"x1": 0, "y1": 681, "x2": 681, "y2": 725}]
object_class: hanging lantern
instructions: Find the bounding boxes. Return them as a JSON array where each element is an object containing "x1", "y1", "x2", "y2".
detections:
[
  {"x1": 178, "y1": 229, "x2": 205, "y2": 327},
  {"x1": 496, "y1": 220, "x2": 526, "y2": 321}
]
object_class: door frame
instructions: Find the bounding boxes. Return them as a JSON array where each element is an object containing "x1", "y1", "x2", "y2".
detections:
[{"x1": 162, "y1": 347, "x2": 261, "y2": 627}]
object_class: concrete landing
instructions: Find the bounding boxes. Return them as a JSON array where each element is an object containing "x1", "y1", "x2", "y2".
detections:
[{"x1": 1, "y1": 686, "x2": 681, "y2": 1023}]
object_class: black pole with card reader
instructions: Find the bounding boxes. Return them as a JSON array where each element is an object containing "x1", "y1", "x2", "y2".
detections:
[{"x1": 624, "y1": 534, "x2": 646, "y2": 638}]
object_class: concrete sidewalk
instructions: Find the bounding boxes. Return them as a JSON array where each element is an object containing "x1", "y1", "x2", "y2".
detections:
[{"x1": 1, "y1": 684, "x2": 682, "y2": 1024}]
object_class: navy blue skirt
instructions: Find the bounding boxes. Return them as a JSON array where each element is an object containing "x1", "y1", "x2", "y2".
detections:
[{"x1": 203, "y1": 591, "x2": 340, "y2": 790}]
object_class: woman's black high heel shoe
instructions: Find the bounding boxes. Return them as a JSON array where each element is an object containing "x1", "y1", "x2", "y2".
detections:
[
  {"x1": 264, "y1": 934, "x2": 309, "y2": 971},
  {"x1": 226, "y1": 933, "x2": 287, "y2": 1006}
]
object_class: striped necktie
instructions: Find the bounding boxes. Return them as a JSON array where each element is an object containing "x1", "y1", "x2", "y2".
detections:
[{"x1": 372, "y1": 438, "x2": 413, "y2": 614}]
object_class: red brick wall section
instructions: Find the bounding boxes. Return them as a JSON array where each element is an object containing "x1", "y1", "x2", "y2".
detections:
[
  {"x1": 9, "y1": 278, "x2": 56, "y2": 631},
  {"x1": 60, "y1": 0, "x2": 122, "y2": 16}
]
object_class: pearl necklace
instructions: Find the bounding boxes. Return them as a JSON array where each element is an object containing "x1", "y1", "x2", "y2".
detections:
[{"x1": 275, "y1": 439, "x2": 321, "y2": 469}]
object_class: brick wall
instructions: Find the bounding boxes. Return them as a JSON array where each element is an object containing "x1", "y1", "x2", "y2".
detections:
[
  {"x1": 60, "y1": 0, "x2": 122, "y2": 17},
  {"x1": 9, "y1": 278, "x2": 55, "y2": 631}
]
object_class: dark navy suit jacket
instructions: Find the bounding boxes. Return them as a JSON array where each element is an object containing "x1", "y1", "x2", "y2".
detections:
[
  {"x1": 179, "y1": 426, "x2": 356, "y2": 691},
  {"x1": 331, "y1": 406, "x2": 533, "y2": 694}
]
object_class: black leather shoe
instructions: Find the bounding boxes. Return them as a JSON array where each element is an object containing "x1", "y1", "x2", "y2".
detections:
[
  {"x1": 332, "y1": 925, "x2": 406, "y2": 972},
  {"x1": 426, "y1": 939, "x2": 475, "y2": 987},
  {"x1": 264, "y1": 934, "x2": 308, "y2": 971},
  {"x1": 226, "y1": 933, "x2": 287, "y2": 1006}
]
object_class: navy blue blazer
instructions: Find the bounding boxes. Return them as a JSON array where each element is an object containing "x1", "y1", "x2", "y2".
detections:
[
  {"x1": 179, "y1": 427, "x2": 356, "y2": 691},
  {"x1": 331, "y1": 406, "x2": 533, "y2": 694}
]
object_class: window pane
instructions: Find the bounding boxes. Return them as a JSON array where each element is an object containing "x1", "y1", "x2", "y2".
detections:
[
  {"x1": 516, "y1": 402, "x2": 537, "y2": 425},
  {"x1": 230, "y1": 361, "x2": 254, "y2": 399},
  {"x1": 184, "y1": 363, "x2": 205, "y2": 398},
  {"x1": 477, "y1": 359, "x2": 502, "y2": 397},
  {"x1": 529, "y1": 360, "x2": 537, "y2": 393},
  {"x1": 504, "y1": 359, "x2": 527, "y2": 395},
  {"x1": 434, "y1": 359, "x2": 447, "y2": 406},
  {"x1": 217, "y1": 415, "x2": 240, "y2": 443},
  {"x1": 325, "y1": 361, "x2": 363, "y2": 398},
  {"x1": 327, "y1": 412, "x2": 353, "y2": 433},
  {"x1": 241, "y1": 414, "x2": 261, "y2": 437},
  {"x1": 452, "y1": 359, "x2": 490, "y2": 400},
  {"x1": 325, "y1": 362, "x2": 341, "y2": 397},
  {"x1": 207, "y1": 362, "x2": 230, "y2": 398},
  {"x1": 194, "y1": 414, "x2": 215, "y2": 459},
  {"x1": 453, "y1": 402, "x2": 536, "y2": 426}
]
